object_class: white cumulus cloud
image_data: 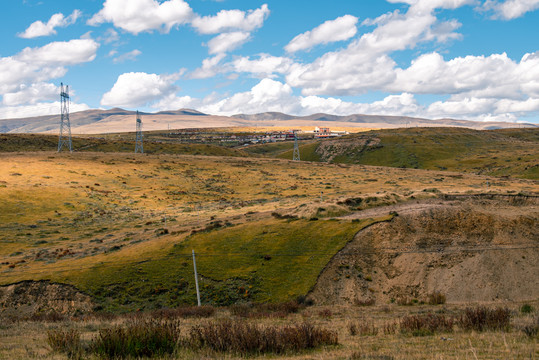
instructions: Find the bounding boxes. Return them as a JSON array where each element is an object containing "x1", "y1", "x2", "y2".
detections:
[
  {"x1": 88, "y1": 0, "x2": 193, "y2": 34},
  {"x1": 101, "y1": 72, "x2": 181, "y2": 108},
  {"x1": 191, "y1": 4, "x2": 269, "y2": 34},
  {"x1": 285, "y1": 15, "x2": 359, "y2": 53},
  {"x1": 2, "y1": 83, "x2": 59, "y2": 106},
  {"x1": 0, "y1": 38, "x2": 98, "y2": 95},
  {"x1": 207, "y1": 31, "x2": 250, "y2": 54},
  {"x1": 18, "y1": 10, "x2": 81, "y2": 38},
  {"x1": 286, "y1": 0, "x2": 468, "y2": 96},
  {"x1": 190, "y1": 54, "x2": 227, "y2": 79},
  {"x1": 480, "y1": 0, "x2": 539, "y2": 19},
  {"x1": 232, "y1": 54, "x2": 293, "y2": 76}
]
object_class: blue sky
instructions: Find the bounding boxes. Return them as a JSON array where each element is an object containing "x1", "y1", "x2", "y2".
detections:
[{"x1": 1, "y1": 0, "x2": 539, "y2": 123}]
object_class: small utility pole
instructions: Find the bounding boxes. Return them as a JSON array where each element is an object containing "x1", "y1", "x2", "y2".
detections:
[
  {"x1": 192, "y1": 250, "x2": 201, "y2": 306},
  {"x1": 135, "y1": 111, "x2": 143, "y2": 153}
]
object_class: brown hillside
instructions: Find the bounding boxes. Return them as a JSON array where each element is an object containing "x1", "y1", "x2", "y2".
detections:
[{"x1": 309, "y1": 195, "x2": 539, "y2": 305}]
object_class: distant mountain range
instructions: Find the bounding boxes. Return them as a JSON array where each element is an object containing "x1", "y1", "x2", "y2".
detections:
[{"x1": 0, "y1": 108, "x2": 535, "y2": 134}]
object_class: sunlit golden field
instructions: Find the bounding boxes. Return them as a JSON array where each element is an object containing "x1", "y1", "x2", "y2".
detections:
[{"x1": 0, "y1": 129, "x2": 537, "y2": 359}]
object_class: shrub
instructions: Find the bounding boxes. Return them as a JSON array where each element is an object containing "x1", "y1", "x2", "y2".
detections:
[
  {"x1": 400, "y1": 313, "x2": 454, "y2": 336},
  {"x1": 520, "y1": 304, "x2": 535, "y2": 314},
  {"x1": 189, "y1": 319, "x2": 337, "y2": 355},
  {"x1": 349, "y1": 320, "x2": 378, "y2": 336},
  {"x1": 427, "y1": 291, "x2": 446, "y2": 305},
  {"x1": 89, "y1": 319, "x2": 181, "y2": 358},
  {"x1": 30, "y1": 310, "x2": 64, "y2": 322},
  {"x1": 296, "y1": 295, "x2": 314, "y2": 306},
  {"x1": 520, "y1": 317, "x2": 539, "y2": 338},
  {"x1": 318, "y1": 308, "x2": 333, "y2": 318},
  {"x1": 229, "y1": 303, "x2": 252, "y2": 317},
  {"x1": 47, "y1": 329, "x2": 82, "y2": 359},
  {"x1": 458, "y1": 307, "x2": 511, "y2": 332},
  {"x1": 382, "y1": 321, "x2": 398, "y2": 335},
  {"x1": 230, "y1": 301, "x2": 302, "y2": 319}
]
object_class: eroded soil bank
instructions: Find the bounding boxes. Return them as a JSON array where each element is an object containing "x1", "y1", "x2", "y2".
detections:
[
  {"x1": 309, "y1": 196, "x2": 539, "y2": 305},
  {"x1": 0, "y1": 280, "x2": 93, "y2": 319}
]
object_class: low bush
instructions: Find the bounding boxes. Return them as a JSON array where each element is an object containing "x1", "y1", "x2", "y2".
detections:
[
  {"x1": 400, "y1": 313, "x2": 454, "y2": 336},
  {"x1": 30, "y1": 310, "x2": 65, "y2": 322},
  {"x1": 189, "y1": 319, "x2": 337, "y2": 355},
  {"x1": 46, "y1": 328, "x2": 82, "y2": 359},
  {"x1": 520, "y1": 316, "x2": 539, "y2": 338},
  {"x1": 318, "y1": 308, "x2": 333, "y2": 318},
  {"x1": 427, "y1": 291, "x2": 446, "y2": 305},
  {"x1": 457, "y1": 306, "x2": 511, "y2": 332},
  {"x1": 520, "y1": 304, "x2": 535, "y2": 314},
  {"x1": 230, "y1": 301, "x2": 302, "y2": 318},
  {"x1": 89, "y1": 319, "x2": 181, "y2": 358},
  {"x1": 382, "y1": 321, "x2": 398, "y2": 335},
  {"x1": 349, "y1": 320, "x2": 378, "y2": 336},
  {"x1": 296, "y1": 295, "x2": 314, "y2": 306}
]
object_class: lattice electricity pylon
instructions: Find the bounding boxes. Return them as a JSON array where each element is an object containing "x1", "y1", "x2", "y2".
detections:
[
  {"x1": 57, "y1": 83, "x2": 72, "y2": 152},
  {"x1": 135, "y1": 111, "x2": 144, "y2": 153},
  {"x1": 293, "y1": 133, "x2": 300, "y2": 161}
]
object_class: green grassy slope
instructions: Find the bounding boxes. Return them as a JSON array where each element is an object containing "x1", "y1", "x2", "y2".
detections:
[
  {"x1": 317, "y1": 128, "x2": 539, "y2": 179},
  {"x1": 50, "y1": 217, "x2": 390, "y2": 311}
]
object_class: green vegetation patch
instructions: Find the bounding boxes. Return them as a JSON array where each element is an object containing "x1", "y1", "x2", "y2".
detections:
[
  {"x1": 52, "y1": 217, "x2": 388, "y2": 312},
  {"x1": 315, "y1": 127, "x2": 539, "y2": 179},
  {"x1": 173, "y1": 217, "x2": 387, "y2": 303}
]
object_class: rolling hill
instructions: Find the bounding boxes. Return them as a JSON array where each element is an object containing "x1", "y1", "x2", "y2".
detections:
[
  {"x1": 1, "y1": 108, "x2": 536, "y2": 134},
  {"x1": 272, "y1": 127, "x2": 539, "y2": 179}
]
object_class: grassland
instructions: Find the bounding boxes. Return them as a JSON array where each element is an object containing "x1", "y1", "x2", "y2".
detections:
[
  {"x1": 2, "y1": 148, "x2": 536, "y2": 312},
  {"x1": 270, "y1": 127, "x2": 539, "y2": 179},
  {"x1": 0, "y1": 127, "x2": 538, "y2": 359},
  {"x1": 0, "y1": 133, "x2": 249, "y2": 157}
]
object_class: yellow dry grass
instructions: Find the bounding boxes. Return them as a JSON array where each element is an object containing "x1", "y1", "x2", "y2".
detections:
[
  {"x1": 0, "y1": 303, "x2": 537, "y2": 359},
  {"x1": 1, "y1": 151, "x2": 537, "y2": 284}
]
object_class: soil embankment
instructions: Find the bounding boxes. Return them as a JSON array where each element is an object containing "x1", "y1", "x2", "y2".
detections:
[
  {"x1": 309, "y1": 195, "x2": 539, "y2": 305},
  {"x1": 0, "y1": 280, "x2": 93, "y2": 319}
]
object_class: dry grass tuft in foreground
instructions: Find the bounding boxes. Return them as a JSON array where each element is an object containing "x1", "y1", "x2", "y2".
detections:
[
  {"x1": 90, "y1": 319, "x2": 181, "y2": 359},
  {"x1": 189, "y1": 319, "x2": 338, "y2": 355}
]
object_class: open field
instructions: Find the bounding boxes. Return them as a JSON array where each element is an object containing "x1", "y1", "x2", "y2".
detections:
[
  {"x1": 0, "y1": 127, "x2": 538, "y2": 359},
  {"x1": 1, "y1": 149, "x2": 537, "y2": 311}
]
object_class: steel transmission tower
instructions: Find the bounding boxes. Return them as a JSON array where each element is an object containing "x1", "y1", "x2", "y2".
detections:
[
  {"x1": 135, "y1": 111, "x2": 144, "y2": 153},
  {"x1": 57, "y1": 83, "x2": 72, "y2": 152},
  {"x1": 293, "y1": 133, "x2": 300, "y2": 161}
]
